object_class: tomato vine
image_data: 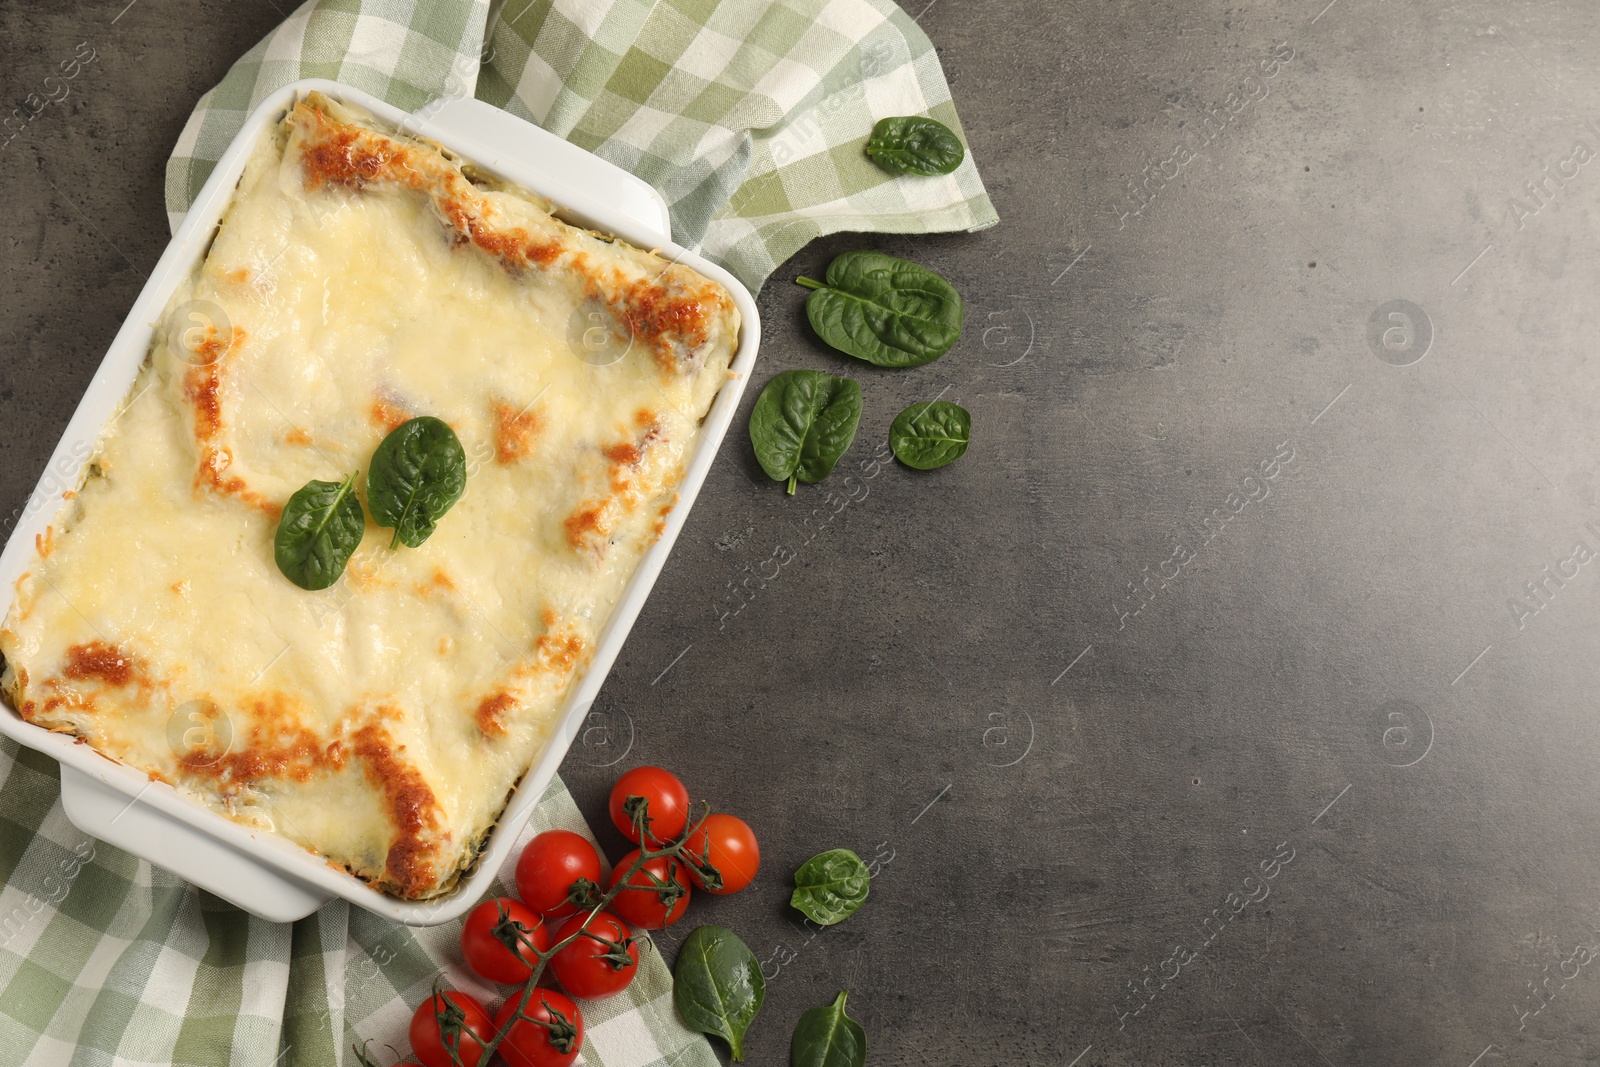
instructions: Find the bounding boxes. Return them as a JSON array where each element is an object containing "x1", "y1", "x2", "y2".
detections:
[{"x1": 358, "y1": 800, "x2": 718, "y2": 1067}]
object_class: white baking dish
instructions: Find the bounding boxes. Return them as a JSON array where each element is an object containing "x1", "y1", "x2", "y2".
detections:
[{"x1": 0, "y1": 80, "x2": 759, "y2": 925}]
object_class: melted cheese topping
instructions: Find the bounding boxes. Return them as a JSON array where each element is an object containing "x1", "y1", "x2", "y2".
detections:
[{"x1": 0, "y1": 94, "x2": 738, "y2": 899}]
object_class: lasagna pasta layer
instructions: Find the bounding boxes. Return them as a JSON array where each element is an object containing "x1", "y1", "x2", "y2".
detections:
[{"x1": 0, "y1": 94, "x2": 738, "y2": 899}]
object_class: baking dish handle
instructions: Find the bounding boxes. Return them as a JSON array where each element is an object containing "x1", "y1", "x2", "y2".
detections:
[
  {"x1": 405, "y1": 97, "x2": 673, "y2": 239},
  {"x1": 59, "y1": 765, "x2": 333, "y2": 923}
]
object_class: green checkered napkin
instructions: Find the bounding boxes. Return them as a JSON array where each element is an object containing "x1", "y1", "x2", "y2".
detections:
[
  {"x1": 0, "y1": 743, "x2": 701, "y2": 1067},
  {"x1": 164, "y1": 0, "x2": 996, "y2": 290},
  {"x1": 0, "y1": 1, "x2": 994, "y2": 1064}
]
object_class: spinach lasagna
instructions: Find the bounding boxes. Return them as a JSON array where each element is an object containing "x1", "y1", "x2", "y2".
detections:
[{"x1": 0, "y1": 93, "x2": 739, "y2": 898}]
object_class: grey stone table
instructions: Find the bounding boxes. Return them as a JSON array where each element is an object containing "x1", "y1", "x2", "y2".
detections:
[{"x1": 7, "y1": 1, "x2": 1600, "y2": 1064}]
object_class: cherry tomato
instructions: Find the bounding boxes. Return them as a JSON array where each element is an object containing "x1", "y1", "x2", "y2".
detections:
[
  {"x1": 493, "y1": 987, "x2": 585, "y2": 1067},
  {"x1": 682, "y1": 813, "x2": 761, "y2": 894},
  {"x1": 409, "y1": 991, "x2": 493, "y2": 1067},
  {"x1": 460, "y1": 896, "x2": 551, "y2": 984},
  {"x1": 607, "y1": 850, "x2": 692, "y2": 930},
  {"x1": 516, "y1": 830, "x2": 604, "y2": 919},
  {"x1": 548, "y1": 911, "x2": 639, "y2": 999},
  {"x1": 608, "y1": 766, "x2": 690, "y2": 845}
]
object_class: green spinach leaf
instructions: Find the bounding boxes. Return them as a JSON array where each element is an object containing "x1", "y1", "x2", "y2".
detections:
[
  {"x1": 673, "y1": 925, "x2": 765, "y2": 1061},
  {"x1": 889, "y1": 400, "x2": 971, "y2": 470},
  {"x1": 796, "y1": 251, "x2": 963, "y2": 368},
  {"x1": 790, "y1": 991, "x2": 866, "y2": 1067},
  {"x1": 790, "y1": 849, "x2": 870, "y2": 926},
  {"x1": 749, "y1": 370, "x2": 862, "y2": 495},
  {"x1": 865, "y1": 115, "x2": 965, "y2": 176},
  {"x1": 274, "y1": 475, "x2": 365, "y2": 590},
  {"x1": 367, "y1": 416, "x2": 467, "y2": 549}
]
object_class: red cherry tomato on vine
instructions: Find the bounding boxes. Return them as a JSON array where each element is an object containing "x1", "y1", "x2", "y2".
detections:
[
  {"x1": 460, "y1": 896, "x2": 550, "y2": 984},
  {"x1": 493, "y1": 987, "x2": 586, "y2": 1067},
  {"x1": 516, "y1": 830, "x2": 604, "y2": 918},
  {"x1": 607, "y1": 849, "x2": 692, "y2": 929},
  {"x1": 608, "y1": 766, "x2": 690, "y2": 844},
  {"x1": 548, "y1": 911, "x2": 639, "y2": 999},
  {"x1": 683, "y1": 813, "x2": 761, "y2": 894},
  {"x1": 409, "y1": 991, "x2": 493, "y2": 1067}
]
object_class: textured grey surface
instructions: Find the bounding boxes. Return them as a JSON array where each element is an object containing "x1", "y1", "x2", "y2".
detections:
[{"x1": 9, "y1": 0, "x2": 1600, "y2": 1064}]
